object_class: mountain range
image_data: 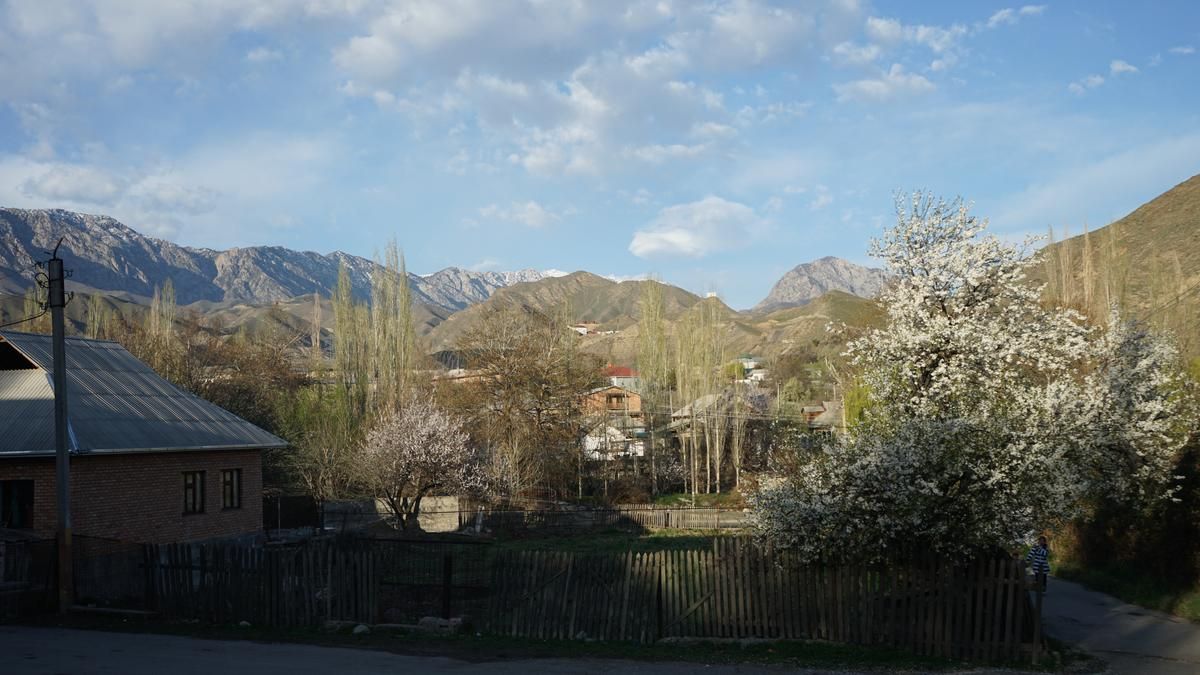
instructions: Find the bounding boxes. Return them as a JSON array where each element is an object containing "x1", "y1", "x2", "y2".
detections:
[
  {"x1": 3, "y1": 170, "x2": 1194, "y2": 364},
  {"x1": 0, "y1": 207, "x2": 882, "y2": 318},
  {"x1": 0, "y1": 207, "x2": 562, "y2": 314}
]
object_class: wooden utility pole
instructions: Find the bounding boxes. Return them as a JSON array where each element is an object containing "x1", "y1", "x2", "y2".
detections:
[{"x1": 47, "y1": 245, "x2": 73, "y2": 613}]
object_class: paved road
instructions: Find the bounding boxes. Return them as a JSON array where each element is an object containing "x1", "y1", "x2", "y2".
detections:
[
  {"x1": 1041, "y1": 577, "x2": 1200, "y2": 675},
  {"x1": 0, "y1": 626, "x2": 872, "y2": 675}
]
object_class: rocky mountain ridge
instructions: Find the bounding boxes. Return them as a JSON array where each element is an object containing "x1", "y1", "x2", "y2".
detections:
[
  {"x1": 0, "y1": 208, "x2": 558, "y2": 313},
  {"x1": 753, "y1": 256, "x2": 888, "y2": 312}
]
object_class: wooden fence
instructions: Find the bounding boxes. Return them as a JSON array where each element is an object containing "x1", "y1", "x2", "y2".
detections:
[
  {"x1": 120, "y1": 536, "x2": 1041, "y2": 663},
  {"x1": 457, "y1": 505, "x2": 748, "y2": 534},
  {"x1": 484, "y1": 539, "x2": 1041, "y2": 662},
  {"x1": 145, "y1": 541, "x2": 378, "y2": 626},
  {"x1": 0, "y1": 539, "x2": 54, "y2": 621}
]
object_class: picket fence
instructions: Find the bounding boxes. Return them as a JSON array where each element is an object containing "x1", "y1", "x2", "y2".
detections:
[
  {"x1": 484, "y1": 539, "x2": 1041, "y2": 662},
  {"x1": 145, "y1": 541, "x2": 378, "y2": 626},
  {"x1": 137, "y1": 536, "x2": 1041, "y2": 663},
  {"x1": 457, "y1": 505, "x2": 748, "y2": 534}
]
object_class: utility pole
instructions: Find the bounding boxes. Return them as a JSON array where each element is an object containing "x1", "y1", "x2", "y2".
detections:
[{"x1": 47, "y1": 242, "x2": 72, "y2": 613}]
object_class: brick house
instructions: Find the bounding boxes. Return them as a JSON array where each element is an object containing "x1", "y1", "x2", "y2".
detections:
[{"x1": 0, "y1": 331, "x2": 286, "y2": 543}]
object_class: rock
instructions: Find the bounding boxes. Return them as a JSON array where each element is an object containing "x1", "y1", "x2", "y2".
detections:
[
  {"x1": 738, "y1": 638, "x2": 774, "y2": 648},
  {"x1": 417, "y1": 616, "x2": 464, "y2": 634},
  {"x1": 238, "y1": 621, "x2": 251, "y2": 628},
  {"x1": 352, "y1": 624, "x2": 370, "y2": 635}
]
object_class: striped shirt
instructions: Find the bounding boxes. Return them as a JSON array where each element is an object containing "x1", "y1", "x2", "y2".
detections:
[{"x1": 1026, "y1": 544, "x2": 1050, "y2": 575}]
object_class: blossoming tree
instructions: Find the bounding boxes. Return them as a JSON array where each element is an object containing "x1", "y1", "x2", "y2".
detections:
[
  {"x1": 753, "y1": 193, "x2": 1192, "y2": 562},
  {"x1": 358, "y1": 397, "x2": 483, "y2": 530}
]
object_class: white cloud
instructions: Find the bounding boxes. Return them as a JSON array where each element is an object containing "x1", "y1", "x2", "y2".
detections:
[
  {"x1": 332, "y1": 2, "x2": 857, "y2": 179},
  {"x1": 478, "y1": 200, "x2": 563, "y2": 227},
  {"x1": 0, "y1": 1, "x2": 364, "y2": 98},
  {"x1": 809, "y1": 185, "x2": 833, "y2": 211},
  {"x1": 865, "y1": 16, "x2": 903, "y2": 44},
  {"x1": 689, "y1": 121, "x2": 738, "y2": 140},
  {"x1": 1067, "y1": 74, "x2": 1104, "y2": 95},
  {"x1": 1169, "y1": 46, "x2": 1195, "y2": 55},
  {"x1": 986, "y1": 9, "x2": 1018, "y2": 28},
  {"x1": 832, "y1": 41, "x2": 881, "y2": 67},
  {"x1": 985, "y1": 6, "x2": 1046, "y2": 29},
  {"x1": 246, "y1": 47, "x2": 283, "y2": 63},
  {"x1": 1110, "y1": 59, "x2": 1138, "y2": 75},
  {"x1": 130, "y1": 180, "x2": 219, "y2": 215},
  {"x1": 626, "y1": 143, "x2": 709, "y2": 163},
  {"x1": 629, "y1": 196, "x2": 765, "y2": 258},
  {"x1": 20, "y1": 165, "x2": 128, "y2": 204},
  {"x1": 861, "y1": 14, "x2": 969, "y2": 73},
  {"x1": 468, "y1": 257, "x2": 501, "y2": 272},
  {"x1": 834, "y1": 64, "x2": 935, "y2": 103}
]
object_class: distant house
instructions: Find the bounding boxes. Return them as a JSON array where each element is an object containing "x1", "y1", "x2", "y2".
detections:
[
  {"x1": 583, "y1": 384, "x2": 643, "y2": 418},
  {"x1": 0, "y1": 331, "x2": 286, "y2": 543},
  {"x1": 569, "y1": 321, "x2": 600, "y2": 335},
  {"x1": 582, "y1": 420, "x2": 646, "y2": 460},
  {"x1": 581, "y1": 385, "x2": 645, "y2": 461},
  {"x1": 602, "y1": 364, "x2": 641, "y2": 391},
  {"x1": 737, "y1": 355, "x2": 760, "y2": 371}
]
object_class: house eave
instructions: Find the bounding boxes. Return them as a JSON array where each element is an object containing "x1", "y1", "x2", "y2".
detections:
[{"x1": 0, "y1": 442, "x2": 286, "y2": 459}]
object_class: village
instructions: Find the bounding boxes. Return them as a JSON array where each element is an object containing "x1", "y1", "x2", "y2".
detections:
[
  {"x1": 1, "y1": 3, "x2": 1199, "y2": 674},
  {"x1": 3, "y1": 179, "x2": 1196, "y2": 674}
]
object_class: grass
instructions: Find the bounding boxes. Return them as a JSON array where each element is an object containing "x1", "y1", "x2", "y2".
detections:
[
  {"x1": 494, "y1": 528, "x2": 732, "y2": 554},
  {"x1": 19, "y1": 612, "x2": 1058, "y2": 672},
  {"x1": 1054, "y1": 560, "x2": 1200, "y2": 624}
]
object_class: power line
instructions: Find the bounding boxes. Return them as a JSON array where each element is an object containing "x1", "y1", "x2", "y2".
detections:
[
  {"x1": 0, "y1": 308, "x2": 48, "y2": 330},
  {"x1": 1141, "y1": 279, "x2": 1200, "y2": 319}
]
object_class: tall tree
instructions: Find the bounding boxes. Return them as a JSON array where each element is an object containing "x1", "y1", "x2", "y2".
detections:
[{"x1": 637, "y1": 280, "x2": 670, "y2": 494}]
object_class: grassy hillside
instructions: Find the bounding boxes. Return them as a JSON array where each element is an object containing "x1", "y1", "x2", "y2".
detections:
[
  {"x1": 437, "y1": 277, "x2": 883, "y2": 368},
  {"x1": 1033, "y1": 172, "x2": 1200, "y2": 356},
  {"x1": 425, "y1": 272, "x2": 703, "y2": 354}
]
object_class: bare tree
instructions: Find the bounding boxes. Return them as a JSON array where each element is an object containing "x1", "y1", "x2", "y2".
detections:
[{"x1": 448, "y1": 304, "x2": 604, "y2": 501}]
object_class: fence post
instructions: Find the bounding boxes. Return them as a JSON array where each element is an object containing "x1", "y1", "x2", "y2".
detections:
[
  {"x1": 442, "y1": 551, "x2": 454, "y2": 619},
  {"x1": 1032, "y1": 584, "x2": 1043, "y2": 665}
]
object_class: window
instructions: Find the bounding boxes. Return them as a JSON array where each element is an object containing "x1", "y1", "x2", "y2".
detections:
[
  {"x1": 183, "y1": 471, "x2": 205, "y2": 514},
  {"x1": 221, "y1": 469, "x2": 242, "y2": 510},
  {"x1": 0, "y1": 480, "x2": 33, "y2": 529}
]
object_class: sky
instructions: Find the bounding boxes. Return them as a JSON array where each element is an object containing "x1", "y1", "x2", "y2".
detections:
[{"x1": 0, "y1": 1, "x2": 1197, "y2": 309}]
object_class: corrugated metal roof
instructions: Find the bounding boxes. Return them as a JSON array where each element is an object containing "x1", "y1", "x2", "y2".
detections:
[{"x1": 0, "y1": 331, "x2": 287, "y2": 456}]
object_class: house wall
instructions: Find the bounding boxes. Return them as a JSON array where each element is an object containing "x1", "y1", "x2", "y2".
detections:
[
  {"x1": 0, "y1": 449, "x2": 262, "y2": 543},
  {"x1": 583, "y1": 387, "x2": 643, "y2": 415}
]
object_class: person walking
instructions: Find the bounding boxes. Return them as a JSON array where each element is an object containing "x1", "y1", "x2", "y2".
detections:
[{"x1": 1026, "y1": 535, "x2": 1050, "y2": 592}]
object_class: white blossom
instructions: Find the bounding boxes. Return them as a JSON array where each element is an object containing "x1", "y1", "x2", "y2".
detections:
[
  {"x1": 752, "y1": 193, "x2": 1193, "y2": 562},
  {"x1": 358, "y1": 397, "x2": 483, "y2": 530}
]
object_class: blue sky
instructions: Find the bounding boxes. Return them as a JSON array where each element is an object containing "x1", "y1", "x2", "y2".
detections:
[{"x1": 0, "y1": 1, "x2": 1196, "y2": 308}]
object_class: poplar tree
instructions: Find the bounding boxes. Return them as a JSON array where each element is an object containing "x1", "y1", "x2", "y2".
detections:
[{"x1": 637, "y1": 280, "x2": 669, "y2": 494}]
